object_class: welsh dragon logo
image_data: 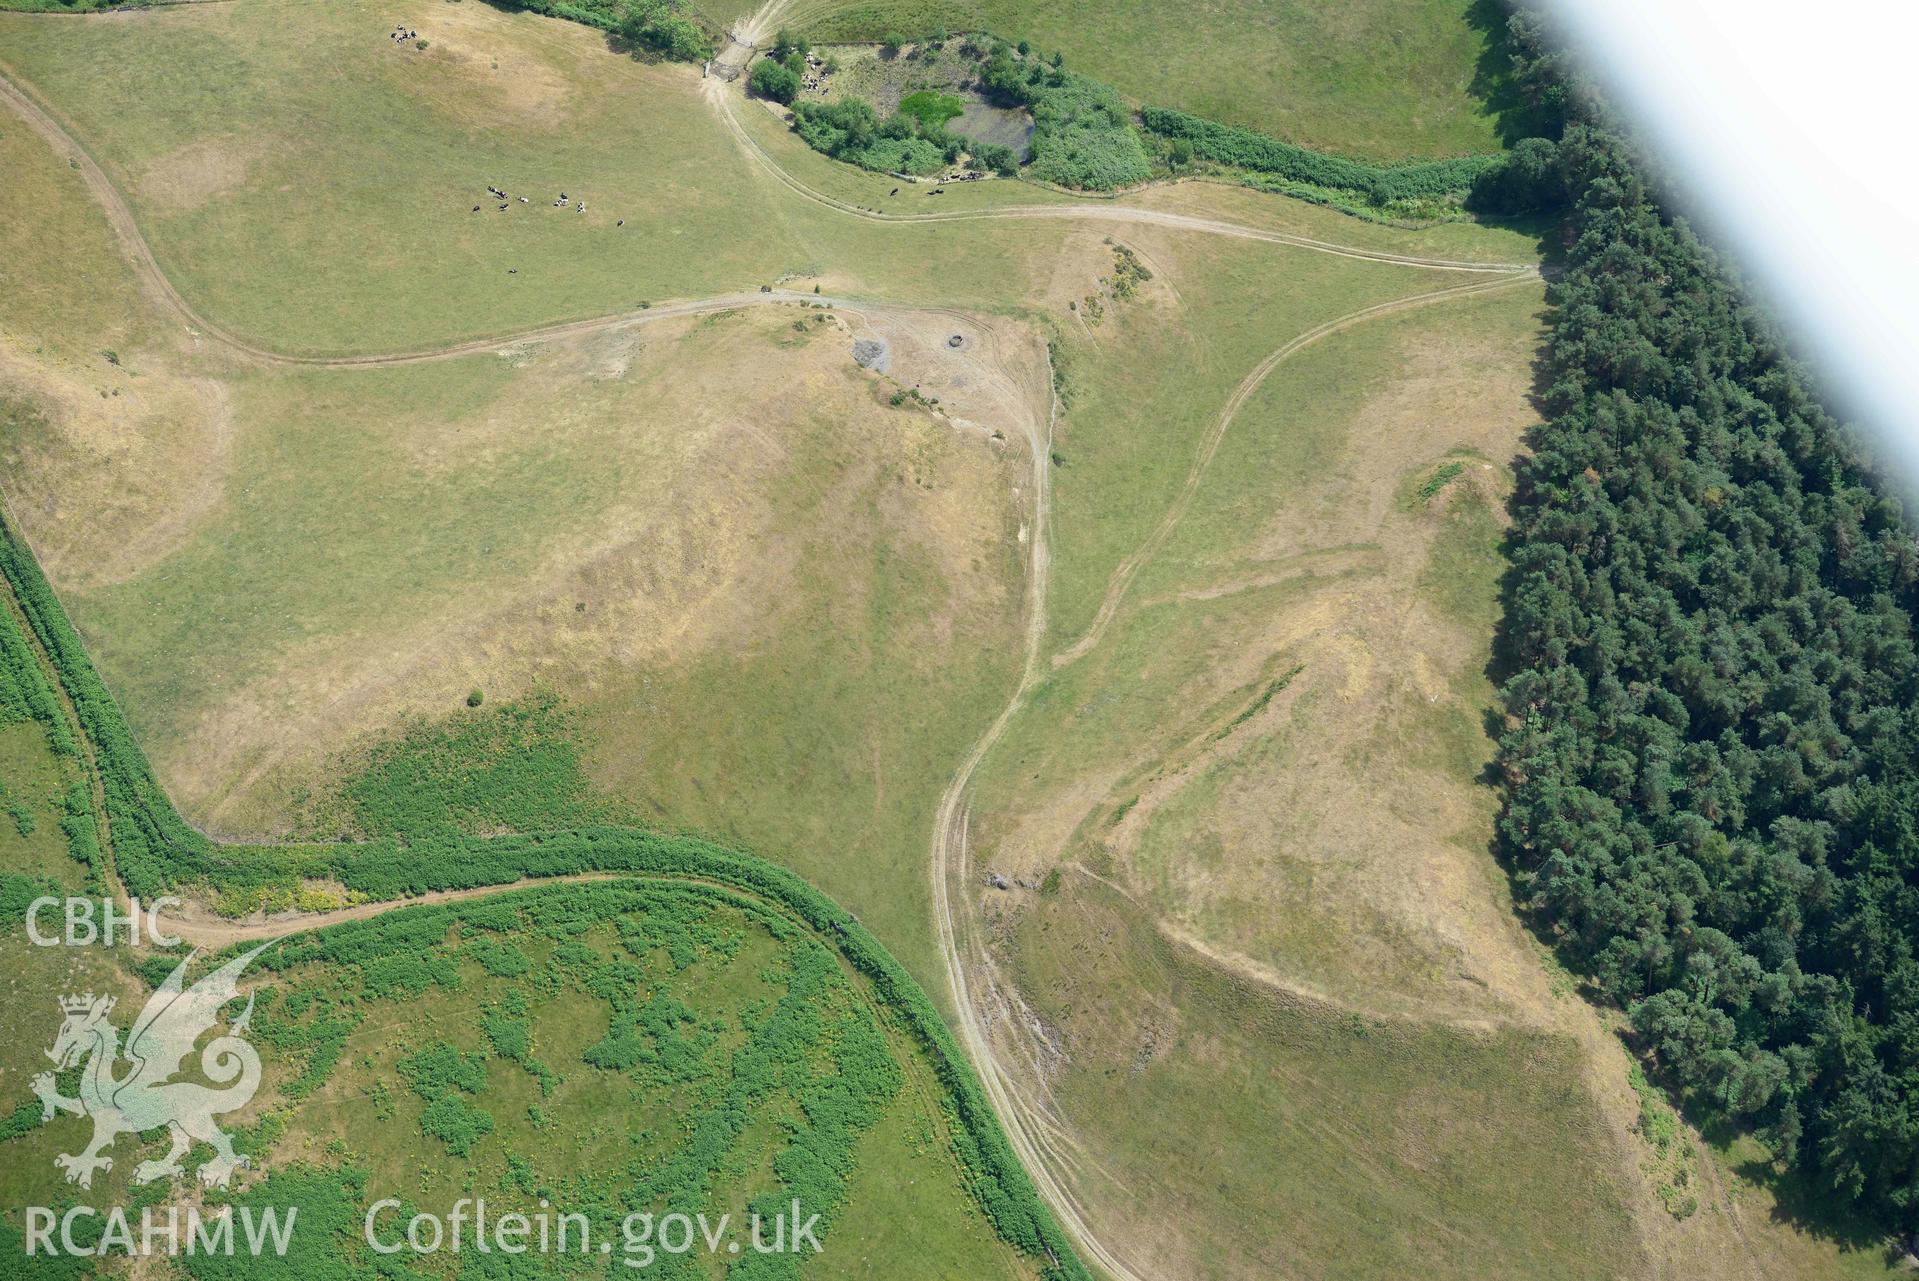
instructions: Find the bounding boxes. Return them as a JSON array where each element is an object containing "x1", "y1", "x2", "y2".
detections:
[{"x1": 31, "y1": 942, "x2": 270, "y2": 1189}]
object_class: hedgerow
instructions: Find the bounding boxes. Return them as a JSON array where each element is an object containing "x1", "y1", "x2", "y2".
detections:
[
  {"x1": 0, "y1": 590, "x2": 72, "y2": 754},
  {"x1": 1140, "y1": 106, "x2": 1500, "y2": 204},
  {"x1": 0, "y1": 511, "x2": 1092, "y2": 1281},
  {"x1": 0, "y1": 514, "x2": 214, "y2": 897},
  {"x1": 493, "y1": 0, "x2": 711, "y2": 62}
]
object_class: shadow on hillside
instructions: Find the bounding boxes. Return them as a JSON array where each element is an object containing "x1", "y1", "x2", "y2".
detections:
[
  {"x1": 1465, "y1": 0, "x2": 1554, "y2": 145},
  {"x1": 1691, "y1": 1113, "x2": 1899, "y2": 1258}
]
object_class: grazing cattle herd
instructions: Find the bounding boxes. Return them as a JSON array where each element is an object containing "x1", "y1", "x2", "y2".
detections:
[
  {"x1": 465, "y1": 179, "x2": 623, "y2": 276},
  {"x1": 472, "y1": 182, "x2": 612, "y2": 222}
]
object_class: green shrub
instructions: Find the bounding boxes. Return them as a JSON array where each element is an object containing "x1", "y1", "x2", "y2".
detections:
[
  {"x1": 1140, "y1": 106, "x2": 1499, "y2": 203},
  {"x1": 419, "y1": 1095, "x2": 494, "y2": 1155},
  {"x1": 632, "y1": 13, "x2": 709, "y2": 62},
  {"x1": 1417, "y1": 461, "x2": 1467, "y2": 502},
  {"x1": 748, "y1": 58, "x2": 801, "y2": 104},
  {"x1": 493, "y1": 0, "x2": 712, "y2": 62},
  {"x1": 1466, "y1": 135, "x2": 1564, "y2": 215},
  {"x1": 791, "y1": 96, "x2": 949, "y2": 176},
  {"x1": 968, "y1": 141, "x2": 1020, "y2": 176},
  {"x1": 769, "y1": 27, "x2": 808, "y2": 64},
  {"x1": 980, "y1": 54, "x2": 1148, "y2": 190}
]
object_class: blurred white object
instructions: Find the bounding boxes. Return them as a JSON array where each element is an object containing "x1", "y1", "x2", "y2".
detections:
[{"x1": 1549, "y1": 0, "x2": 1919, "y2": 462}]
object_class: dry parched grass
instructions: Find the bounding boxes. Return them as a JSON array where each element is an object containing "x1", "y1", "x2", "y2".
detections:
[{"x1": 0, "y1": 8, "x2": 1890, "y2": 1279}]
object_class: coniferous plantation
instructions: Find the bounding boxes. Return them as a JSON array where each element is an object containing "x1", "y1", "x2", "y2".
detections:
[{"x1": 1493, "y1": 10, "x2": 1919, "y2": 1235}]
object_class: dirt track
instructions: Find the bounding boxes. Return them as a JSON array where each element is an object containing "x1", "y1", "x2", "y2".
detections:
[
  {"x1": 0, "y1": 27, "x2": 1551, "y2": 1280},
  {"x1": 926, "y1": 271, "x2": 1543, "y2": 1281},
  {"x1": 0, "y1": 54, "x2": 1533, "y2": 374},
  {"x1": 705, "y1": 83, "x2": 1537, "y2": 275}
]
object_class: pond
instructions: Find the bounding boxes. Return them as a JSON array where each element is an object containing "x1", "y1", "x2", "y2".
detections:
[{"x1": 949, "y1": 100, "x2": 1036, "y2": 162}]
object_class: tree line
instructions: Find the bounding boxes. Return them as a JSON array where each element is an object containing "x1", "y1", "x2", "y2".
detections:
[{"x1": 1490, "y1": 2, "x2": 1919, "y2": 1235}]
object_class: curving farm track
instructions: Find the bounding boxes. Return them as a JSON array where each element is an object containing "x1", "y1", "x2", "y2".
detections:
[{"x1": 0, "y1": 25, "x2": 1545, "y2": 1279}]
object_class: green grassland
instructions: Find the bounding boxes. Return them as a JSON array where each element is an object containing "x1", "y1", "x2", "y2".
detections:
[
  {"x1": 0, "y1": 721, "x2": 82, "y2": 884},
  {"x1": 0, "y1": 525, "x2": 1085, "y2": 1279},
  {"x1": 0, "y1": 0, "x2": 1094, "y2": 354},
  {"x1": 1008, "y1": 875, "x2": 1644, "y2": 1280},
  {"x1": 0, "y1": 19, "x2": 1537, "y2": 997},
  {"x1": 0, "y1": 875, "x2": 1044, "y2": 1278},
  {"x1": 0, "y1": 689, "x2": 149, "y2": 1243},
  {"x1": 780, "y1": 0, "x2": 1508, "y2": 160},
  {"x1": 0, "y1": 0, "x2": 1542, "y2": 359},
  {"x1": 0, "y1": 3, "x2": 1891, "y2": 1279},
  {"x1": 1035, "y1": 234, "x2": 1510, "y2": 653},
  {"x1": 962, "y1": 281, "x2": 1907, "y2": 1279},
  {"x1": 0, "y1": 110, "x2": 173, "y2": 365},
  {"x1": 256, "y1": 882, "x2": 1033, "y2": 1279},
  {"x1": 17, "y1": 299, "x2": 1031, "y2": 982},
  {"x1": 0, "y1": 0, "x2": 798, "y2": 353}
]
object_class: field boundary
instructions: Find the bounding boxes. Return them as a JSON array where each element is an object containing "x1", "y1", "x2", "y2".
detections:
[{"x1": 0, "y1": 506, "x2": 1094, "y2": 1281}]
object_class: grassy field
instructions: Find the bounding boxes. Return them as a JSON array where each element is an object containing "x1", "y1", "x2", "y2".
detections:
[
  {"x1": 0, "y1": 3, "x2": 1896, "y2": 1279},
  {"x1": 0, "y1": 702, "x2": 150, "y2": 1237},
  {"x1": 0, "y1": 0, "x2": 1538, "y2": 358},
  {"x1": 0, "y1": 871, "x2": 1040, "y2": 1278},
  {"x1": 781, "y1": 0, "x2": 1508, "y2": 160},
  {"x1": 1008, "y1": 875, "x2": 1644, "y2": 1280},
  {"x1": 986, "y1": 283, "x2": 1548, "y2": 1017},
  {"x1": 0, "y1": 103, "x2": 172, "y2": 364},
  {"x1": 32, "y1": 302, "x2": 1032, "y2": 982},
  {"x1": 0, "y1": 0, "x2": 805, "y2": 353},
  {"x1": 959, "y1": 278, "x2": 1907, "y2": 1278},
  {"x1": 256, "y1": 883, "x2": 1036, "y2": 1279},
  {"x1": 0, "y1": 30, "x2": 1525, "y2": 992},
  {"x1": 0, "y1": 525, "x2": 1087, "y2": 1277}
]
